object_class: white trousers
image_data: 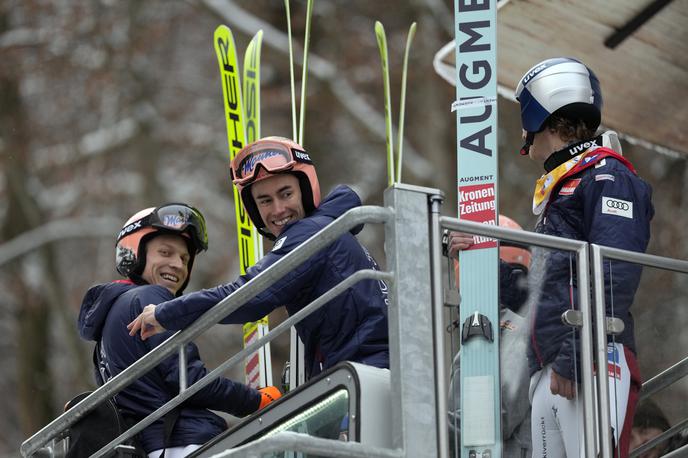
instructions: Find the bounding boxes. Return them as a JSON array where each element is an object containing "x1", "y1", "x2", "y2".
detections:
[{"x1": 529, "y1": 343, "x2": 632, "y2": 458}]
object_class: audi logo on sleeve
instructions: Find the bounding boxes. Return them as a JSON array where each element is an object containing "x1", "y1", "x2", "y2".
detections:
[{"x1": 602, "y1": 196, "x2": 633, "y2": 219}]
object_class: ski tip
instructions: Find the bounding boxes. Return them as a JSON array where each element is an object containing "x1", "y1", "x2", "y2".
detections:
[
  {"x1": 214, "y1": 24, "x2": 230, "y2": 34},
  {"x1": 214, "y1": 24, "x2": 233, "y2": 44},
  {"x1": 374, "y1": 21, "x2": 385, "y2": 35},
  {"x1": 408, "y1": 22, "x2": 417, "y2": 38}
]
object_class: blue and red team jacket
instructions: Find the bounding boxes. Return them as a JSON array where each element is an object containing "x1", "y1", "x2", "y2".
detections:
[
  {"x1": 78, "y1": 282, "x2": 261, "y2": 453},
  {"x1": 155, "y1": 185, "x2": 390, "y2": 379},
  {"x1": 528, "y1": 140, "x2": 654, "y2": 381}
]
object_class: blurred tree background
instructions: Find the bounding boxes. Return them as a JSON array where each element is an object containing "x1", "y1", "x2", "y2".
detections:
[{"x1": 1, "y1": 0, "x2": 686, "y2": 455}]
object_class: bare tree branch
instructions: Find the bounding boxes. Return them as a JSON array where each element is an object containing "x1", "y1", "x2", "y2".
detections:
[{"x1": 0, "y1": 217, "x2": 121, "y2": 266}]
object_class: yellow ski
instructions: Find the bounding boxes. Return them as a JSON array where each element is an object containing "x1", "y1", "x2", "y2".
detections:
[{"x1": 214, "y1": 25, "x2": 272, "y2": 389}]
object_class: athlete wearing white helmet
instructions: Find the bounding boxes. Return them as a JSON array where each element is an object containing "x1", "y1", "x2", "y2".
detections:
[
  {"x1": 129, "y1": 137, "x2": 390, "y2": 380},
  {"x1": 515, "y1": 57, "x2": 654, "y2": 458}
]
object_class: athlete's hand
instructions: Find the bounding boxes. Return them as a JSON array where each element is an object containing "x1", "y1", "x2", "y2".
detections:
[
  {"x1": 258, "y1": 386, "x2": 282, "y2": 410},
  {"x1": 550, "y1": 370, "x2": 576, "y2": 400},
  {"x1": 446, "y1": 231, "x2": 475, "y2": 258},
  {"x1": 127, "y1": 304, "x2": 165, "y2": 340}
]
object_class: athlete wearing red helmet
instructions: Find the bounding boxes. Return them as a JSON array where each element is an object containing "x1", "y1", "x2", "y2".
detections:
[
  {"x1": 129, "y1": 136, "x2": 390, "y2": 380},
  {"x1": 444, "y1": 215, "x2": 531, "y2": 313}
]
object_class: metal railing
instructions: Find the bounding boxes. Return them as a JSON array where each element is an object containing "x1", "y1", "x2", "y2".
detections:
[
  {"x1": 439, "y1": 216, "x2": 598, "y2": 458},
  {"x1": 21, "y1": 184, "x2": 688, "y2": 458},
  {"x1": 591, "y1": 245, "x2": 688, "y2": 458},
  {"x1": 439, "y1": 217, "x2": 688, "y2": 458}
]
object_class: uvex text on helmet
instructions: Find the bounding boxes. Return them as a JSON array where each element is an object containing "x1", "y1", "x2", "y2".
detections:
[{"x1": 515, "y1": 57, "x2": 602, "y2": 134}]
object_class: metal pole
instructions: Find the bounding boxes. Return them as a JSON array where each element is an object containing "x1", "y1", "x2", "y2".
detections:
[
  {"x1": 430, "y1": 194, "x2": 449, "y2": 458},
  {"x1": 384, "y1": 183, "x2": 442, "y2": 458},
  {"x1": 179, "y1": 345, "x2": 188, "y2": 392},
  {"x1": 591, "y1": 245, "x2": 614, "y2": 457},
  {"x1": 577, "y1": 244, "x2": 599, "y2": 458}
]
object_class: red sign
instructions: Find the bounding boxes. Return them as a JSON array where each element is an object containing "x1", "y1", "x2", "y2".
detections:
[{"x1": 458, "y1": 183, "x2": 497, "y2": 249}]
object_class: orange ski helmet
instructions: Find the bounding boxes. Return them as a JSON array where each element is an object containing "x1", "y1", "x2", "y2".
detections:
[
  {"x1": 115, "y1": 203, "x2": 208, "y2": 294},
  {"x1": 452, "y1": 214, "x2": 531, "y2": 285},
  {"x1": 230, "y1": 136, "x2": 321, "y2": 238},
  {"x1": 498, "y1": 215, "x2": 531, "y2": 270}
]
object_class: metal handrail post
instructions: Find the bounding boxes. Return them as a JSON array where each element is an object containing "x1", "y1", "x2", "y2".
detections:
[
  {"x1": 179, "y1": 345, "x2": 188, "y2": 392},
  {"x1": 384, "y1": 183, "x2": 442, "y2": 458},
  {"x1": 577, "y1": 244, "x2": 599, "y2": 458},
  {"x1": 429, "y1": 193, "x2": 448, "y2": 458},
  {"x1": 591, "y1": 244, "x2": 613, "y2": 457}
]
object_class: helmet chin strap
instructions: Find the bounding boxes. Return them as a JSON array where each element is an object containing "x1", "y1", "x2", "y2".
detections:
[{"x1": 520, "y1": 131, "x2": 535, "y2": 156}]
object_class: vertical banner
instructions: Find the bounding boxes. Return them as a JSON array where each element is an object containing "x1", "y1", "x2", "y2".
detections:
[{"x1": 453, "y1": 0, "x2": 502, "y2": 456}]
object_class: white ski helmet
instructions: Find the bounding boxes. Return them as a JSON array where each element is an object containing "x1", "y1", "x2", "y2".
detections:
[
  {"x1": 230, "y1": 136, "x2": 321, "y2": 239},
  {"x1": 115, "y1": 203, "x2": 208, "y2": 294},
  {"x1": 515, "y1": 57, "x2": 602, "y2": 153}
]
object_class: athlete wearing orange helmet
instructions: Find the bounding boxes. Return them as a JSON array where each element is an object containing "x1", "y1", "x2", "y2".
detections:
[
  {"x1": 78, "y1": 203, "x2": 279, "y2": 457},
  {"x1": 445, "y1": 214, "x2": 531, "y2": 313},
  {"x1": 129, "y1": 137, "x2": 390, "y2": 380},
  {"x1": 445, "y1": 215, "x2": 532, "y2": 457}
]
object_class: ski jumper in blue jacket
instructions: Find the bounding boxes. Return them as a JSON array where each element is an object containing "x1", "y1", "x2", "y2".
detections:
[
  {"x1": 515, "y1": 58, "x2": 654, "y2": 458},
  {"x1": 78, "y1": 281, "x2": 261, "y2": 453},
  {"x1": 528, "y1": 136, "x2": 654, "y2": 380},
  {"x1": 153, "y1": 185, "x2": 390, "y2": 379},
  {"x1": 77, "y1": 203, "x2": 274, "y2": 455}
]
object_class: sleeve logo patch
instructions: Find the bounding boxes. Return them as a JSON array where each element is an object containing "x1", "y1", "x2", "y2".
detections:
[
  {"x1": 594, "y1": 158, "x2": 607, "y2": 168},
  {"x1": 602, "y1": 197, "x2": 633, "y2": 219},
  {"x1": 595, "y1": 173, "x2": 615, "y2": 182},
  {"x1": 559, "y1": 178, "x2": 581, "y2": 196},
  {"x1": 272, "y1": 236, "x2": 287, "y2": 251}
]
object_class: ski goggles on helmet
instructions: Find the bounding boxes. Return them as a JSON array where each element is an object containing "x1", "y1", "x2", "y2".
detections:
[
  {"x1": 230, "y1": 140, "x2": 313, "y2": 187},
  {"x1": 117, "y1": 203, "x2": 208, "y2": 252}
]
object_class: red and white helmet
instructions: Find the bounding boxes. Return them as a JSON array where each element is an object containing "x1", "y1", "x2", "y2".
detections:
[
  {"x1": 498, "y1": 215, "x2": 531, "y2": 270},
  {"x1": 115, "y1": 203, "x2": 208, "y2": 293},
  {"x1": 230, "y1": 136, "x2": 321, "y2": 238}
]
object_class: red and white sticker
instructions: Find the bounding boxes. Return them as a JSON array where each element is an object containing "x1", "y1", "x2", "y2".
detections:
[
  {"x1": 458, "y1": 183, "x2": 497, "y2": 249},
  {"x1": 559, "y1": 178, "x2": 581, "y2": 196}
]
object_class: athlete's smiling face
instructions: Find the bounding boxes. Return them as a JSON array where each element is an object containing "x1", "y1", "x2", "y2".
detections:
[
  {"x1": 251, "y1": 173, "x2": 305, "y2": 237},
  {"x1": 141, "y1": 234, "x2": 190, "y2": 295}
]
